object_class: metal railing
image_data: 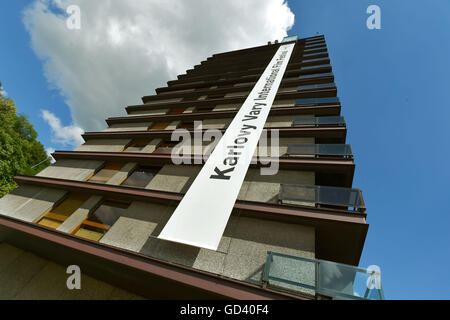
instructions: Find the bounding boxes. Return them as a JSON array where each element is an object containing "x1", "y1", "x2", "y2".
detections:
[
  {"x1": 286, "y1": 144, "x2": 353, "y2": 158},
  {"x1": 295, "y1": 97, "x2": 340, "y2": 105},
  {"x1": 279, "y1": 184, "x2": 366, "y2": 212},
  {"x1": 263, "y1": 251, "x2": 384, "y2": 300},
  {"x1": 292, "y1": 116, "x2": 345, "y2": 127}
]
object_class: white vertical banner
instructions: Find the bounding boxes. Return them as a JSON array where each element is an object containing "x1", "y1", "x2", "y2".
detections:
[{"x1": 158, "y1": 43, "x2": 295, "y2": 250}]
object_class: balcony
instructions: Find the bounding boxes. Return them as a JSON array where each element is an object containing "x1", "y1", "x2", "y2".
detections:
[
  {"x1": 279, "y1": 184, "x2": 366, "y2": 212},
  {"x1": 286, "y1": 144, "x2": 353, "y2": 159},
  {"x1": 302, "y1": 56, "x2": 327, "y2": 63},
  {"x1": 300, "y1": 64, "x2": 331, "y2": 71},
  {"x1": 282, "y1": 35, "x2": 298, "y2": 43},
  {"x1": 298, "y1": 83, "x2": 336, "y2": 91},
  {"x1": 263, "y1": 252, "x2": 384, "y2": 300},
  {"x1": 292, "y1": 116, "x2": 345, "y2": 127},
  {"x1": 295, "y1": 97, "x2": 340, "y2": 105},
  {"x1": 298, "y1": 72, "x2": 333, "y2": 80},
  {"x1": 303, "y1": 51, "x2": 327, "y2": 58}
]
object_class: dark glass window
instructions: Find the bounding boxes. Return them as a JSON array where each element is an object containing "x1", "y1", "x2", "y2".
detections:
[
  {"x1": 125, "y1": 138, "x2": 150, "y2": 152},
  {"x1": 121, "y1": 166, "x2": 161, "y2": 188},
  {"x1": 73, "y1": 200, "x2": 130, "y2": 242},
  {"x1": 154, "y1": 141, "x2": 178, "y2": 154}
]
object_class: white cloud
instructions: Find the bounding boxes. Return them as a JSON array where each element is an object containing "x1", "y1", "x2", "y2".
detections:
[
  {"x1": 23, "y1": 0, "x2": 294, "y2": 131},
  {"x1": 45, "y1": 147, "x2": 56, "y2": 163},
  {"x1": 41, "y1": 109, "x2": 84, "y2": 147}
]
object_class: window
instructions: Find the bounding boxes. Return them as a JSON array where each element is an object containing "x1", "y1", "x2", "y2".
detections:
[
  {"x1": 73, "y1": 200, "x2": 130, "y2": 242},
  {"x1": 88, "y1": 162, "x2": 124, "y2": 184},
  {"x1": 124, "y1": 139, "x2": 150, "y2": 152},
  {"x1": 207, "y1": 93, "x2": 225, "y2": 100},
  {"x1": 177, "y1": 121, "x2": 195, "y2": 130},
  {"x1": 153, "y1": 141, "x2": 178, "y2": 154},
  {"x1": 120, "y1": 166, "x2": 161, "y2": 188},
  {"x1": 37, "y1": 193, "x2": 90, "y2": 229},
  {"x1": 195, "y1": 106, "x2": 215, "y2": 113}
]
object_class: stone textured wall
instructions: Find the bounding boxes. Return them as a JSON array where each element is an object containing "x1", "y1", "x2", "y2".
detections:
[{"x1": 0, "y1": 242, "x2": 143, "y2": 300}]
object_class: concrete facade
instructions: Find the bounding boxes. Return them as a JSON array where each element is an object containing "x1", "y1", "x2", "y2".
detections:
[
  {"x1": 37, "y1": 159, "x2": 104, "y2": 181},
  {"x1": 0, "y1": 242, "x2": 143, "y2": 300},
  {"x1": 0, "y1": 186, "x2": 67, "y2": 223},
  {"x1": 57, "y1": 195, "x2": 103, "y2": 233},
  {"x1": 104, "y1": 122, "x2": 153, "y2": 132},
  {"x1": 75, "y1": 139, "x2": 131, "y2": 152},
  {"x1": 128, "y1": 108, "x2": 169, "y2": 116}
]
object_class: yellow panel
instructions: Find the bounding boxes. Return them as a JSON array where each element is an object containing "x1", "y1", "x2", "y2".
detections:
[
  {"x1": 50, "y1": 193, "x2": 90, "y2": 217},
  {"x1": 151, "y1": 122, "x2": 169, "y2": 130},
  {"x1": 75, "y1": 228, "x2": 104, "y2": 242},
  {"x1": 38, "y1": 218, "x2": 62, "y2": 229}
]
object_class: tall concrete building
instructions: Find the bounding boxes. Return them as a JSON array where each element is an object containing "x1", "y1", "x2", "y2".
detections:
[{"x1": 0, "y1": 35, "x2": 383, "y2": 300}]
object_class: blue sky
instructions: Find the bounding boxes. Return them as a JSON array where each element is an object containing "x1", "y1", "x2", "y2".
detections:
[{"x1": 1, "y1": 0, "x2": 449, "y2": 299}]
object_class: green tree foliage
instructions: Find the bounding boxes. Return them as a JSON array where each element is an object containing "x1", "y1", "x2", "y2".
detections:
[{"x1": 0, "y1": 81, "x2": 50, "y2": 197}]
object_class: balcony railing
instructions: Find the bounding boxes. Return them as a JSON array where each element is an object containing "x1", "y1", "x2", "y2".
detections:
[
  {"x1": 300, "y1": 64, "x2": 331, "y2": 71},
  {"x1": 292, "y1": 116, "x2": 345, "y2": 127},
  {"x1": 303, "y1": 52, "x2": 328, "y2": 59},
  {"x1": 298, "y1": 72, "x2": 333, "y2": 80},
  {"x1": 298, "y1": 83, "x2": 336, "y2": 91},
  {"x1": 279, "y1": 184, "x2": 366, "y2": 212},
  {"x1": 282, "y1": 35, "x2": 298, "y2": 43},
  {"x1": 286, "y1": 144, "x2": 353, "y2": 158},
  {"x1": 295, "y1": 97, "x2": 340, "y2": 105},
  {"x1": 304, "y1": 46, "x2": 327, "y2": 53},
  {"x1": 301, "y1": 57, "x2": 329, "y2": 64},
  {"x1": 263, "y1": 252, "x2": 384, "y2": 300}
]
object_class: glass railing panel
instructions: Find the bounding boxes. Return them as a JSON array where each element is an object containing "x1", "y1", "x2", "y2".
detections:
[
  {"x1": 301, "y1": 57, "x2": 329, "y2": 64},
  {"x1": 303, "y1": 52, "x2": 328, "y2": 58},
  {"x1": 318, "y1": 260, "x2": 384, "y2": 300},
  {"x1": 300, "y1": 64, "x2": 331, "y2": 71},
  {"x1": 286, "y1": 144, "x2": 352, "y2": 157},
  {"x1": 263, "y1": 252, "x2": 384, "y2": 300},
  {"x1": 295, "y1": 97, "x2": 340, "y2": 104},
  {"x1": 263, "y1": 252, "x2": 317, "y2": 296},
  {"x1": 298, "y1": 83, "x2": 336, "y2": 91},
  {"x1": 304, "y1": 41, "x2": 326, "y2": 47},
  {"x1": 304, "y1": 44, "x2": 327, "y2": 50},
  {"x1": 279, "y1": 184, "x2": 365, "y2": 211},
  {"x1": 282, "y1": 35, "x2": 298, "y2": 42},
  {"x1": 304, "y1": 47, "x2": 327, "y2": 53},
  {"x1": 298, "y1": 72, "x2": 333, "y2": 80},
  {"x1": 292, "y1": 116, "x2": 345, "y2": 127}
]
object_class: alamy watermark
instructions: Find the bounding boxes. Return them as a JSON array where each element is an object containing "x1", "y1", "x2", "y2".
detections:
[
  {"x1": 66, "y1": 265, "x2": 81, "y2": 290},
  {"x1": 168, "y1": 123, "x2": 280, "y2": 175},
  {"x1": 366, "y1": 5, "x2": 381, "y2": 30},
  {"x1": 66, "y1": 5, "x2": 81, "y2": 30}
]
